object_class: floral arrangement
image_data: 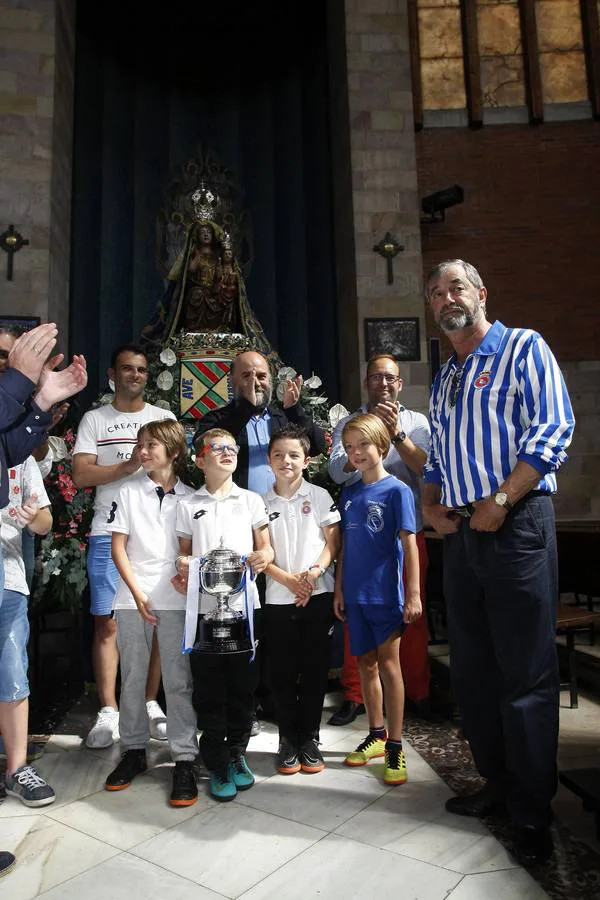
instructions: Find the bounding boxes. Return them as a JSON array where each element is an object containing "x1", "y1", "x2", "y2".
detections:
[{"x1": 32, "y1": 428, "x2": 94, "y2": 612}]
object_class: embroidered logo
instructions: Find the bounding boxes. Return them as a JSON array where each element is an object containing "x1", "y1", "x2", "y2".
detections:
[
  {"x1": 344, "y1": 499, "x2": 352, "y2": 511},
  {"x1": 302, "y1": 501, "x2": 312, "y2": 515},
  {"x1": 330, "y1": 503, "x2": 338, "y2": 512},
  {"x1": 269, "y1": 512, "x2": 280, "y2": 522},
  {"x1": 193, "y1": 509, "x2": 207, "y2": 519},
  {"x1": 366, "y1": 502, "x2": 384, "y2": 534},
  {"x1": 474, "y1": 371, "x2": 492, "y2": 389}
]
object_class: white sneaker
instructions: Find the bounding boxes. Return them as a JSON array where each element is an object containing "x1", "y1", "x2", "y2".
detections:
[
  {"x1": 146, "y1": 700, "x2": 167, "y2": 741},
  {"x1": 85, "y1": 707, "x2": 119, "y2": 749}
]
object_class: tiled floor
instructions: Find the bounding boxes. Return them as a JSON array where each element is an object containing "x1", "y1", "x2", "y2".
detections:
[{"x1": 1, "y1": 693, "x2": 554, "y2": 900}]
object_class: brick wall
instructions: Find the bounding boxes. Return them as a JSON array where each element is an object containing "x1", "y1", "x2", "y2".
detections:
[
  {"x1": 417, "y1": 121, "x2": 600, "y2": 362},
  {"x1": 0, "y1": 0, "x2": 74, "y2": 348},
  {"x1": 417, "y1": 121, "x2": 600, "y2": 519}
]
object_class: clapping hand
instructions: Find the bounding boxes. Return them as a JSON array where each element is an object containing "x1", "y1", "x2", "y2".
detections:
[
  {"x1": 8, "y1": 324, "x2": 58, "y2": 383},
  {"x1": 34, "y1": 354, "x2": 88, "y2": 411},
  {"x1": 282, "y1": 375, "x2": 303, "y2": 409}
]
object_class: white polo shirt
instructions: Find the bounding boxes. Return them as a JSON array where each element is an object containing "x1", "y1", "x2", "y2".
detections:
[
  {"x1": 176, "y1": 483, "x2": 269, "y2": 614},
  {"x1": 106, "y1": 471, "x2": 194, "y2": 611},
  {"x1": 73, "y1": 402, "x2": 176, "y2": 536},
  {"x1": 264, "y1": 479, "x2": 341, "y2": 606}
]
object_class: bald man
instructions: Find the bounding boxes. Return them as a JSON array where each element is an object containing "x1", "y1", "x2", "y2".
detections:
[{"x1": 193, "y1": 351, "x2": 327, "y2": 493}]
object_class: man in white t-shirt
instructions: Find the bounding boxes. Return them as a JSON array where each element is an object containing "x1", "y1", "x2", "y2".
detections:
[{"x1": 73, "y1": 344, "x2": 175, "y2": 749}]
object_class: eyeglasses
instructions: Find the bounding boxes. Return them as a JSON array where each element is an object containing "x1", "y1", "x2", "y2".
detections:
[
  {"x1": 449, "y1": 367, "x2": 464, "y2": 408},
  {"x1": 367, "y1": 374, "x2": 400, "y2": 385},
  {"x1": 206, "y1": 443, "x2": 240, "y2": 457}
]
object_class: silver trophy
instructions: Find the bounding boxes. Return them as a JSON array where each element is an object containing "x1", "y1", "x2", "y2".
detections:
[{"x1": 194, "y1": 544, "x2": 252, "y2": 654}]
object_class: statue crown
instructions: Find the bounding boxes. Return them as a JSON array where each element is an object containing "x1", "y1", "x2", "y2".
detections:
[{"x1": 191, "y1": 181, "x2": 221, "y2": 222}]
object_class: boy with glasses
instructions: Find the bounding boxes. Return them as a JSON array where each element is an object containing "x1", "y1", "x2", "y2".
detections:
[{"x1": 174, "y1": 428, "x2": 273, "y2": 801}]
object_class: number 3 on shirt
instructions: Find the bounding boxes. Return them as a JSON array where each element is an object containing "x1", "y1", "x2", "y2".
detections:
[{"x1": 107, "y1": 501, "x2": 117, "y2": 524}]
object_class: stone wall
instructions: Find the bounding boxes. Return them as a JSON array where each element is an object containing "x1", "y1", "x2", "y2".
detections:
[
  {"x1": 344, "y1": 0, "x2": 429, "y2": 415},
  {"x1": 0, "y1": 0, "x2": 74, "y2": 349}
]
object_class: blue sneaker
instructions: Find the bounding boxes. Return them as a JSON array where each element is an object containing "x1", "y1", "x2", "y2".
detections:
[
  {"x1": 209, "y1": 765, "x2": 237, "y2": 802},
  {"x1": 231, "y1": 753, "x2": 255, "y2": 791}
]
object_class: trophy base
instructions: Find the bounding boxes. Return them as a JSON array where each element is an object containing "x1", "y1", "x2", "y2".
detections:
[{"x1": 193, "y1": 615, "x2": 253, "y2": 655}]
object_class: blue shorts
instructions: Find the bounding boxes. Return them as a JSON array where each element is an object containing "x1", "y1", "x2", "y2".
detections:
[
  {"x1": 0, "y1": 589, "x2": 30, "y2": 702},
  {"x1": 87, "y1": 535, "x2": 119, "y2": 616},
  {"x1": 346, "y1": 604, "x2": 406, "y2": 657}
]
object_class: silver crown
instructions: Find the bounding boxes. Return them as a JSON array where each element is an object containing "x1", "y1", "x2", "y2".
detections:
[{"x1": 191, "y1": 181, "x2": 221, "y2": 222}]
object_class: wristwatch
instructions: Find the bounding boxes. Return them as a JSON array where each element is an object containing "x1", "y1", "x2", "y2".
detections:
[
  {"x1": 392, "y1": 431, "x2": 406, "y2": 446},
  {"x1": 493, "y1": 491, "x2": 513, "y2": 512}
]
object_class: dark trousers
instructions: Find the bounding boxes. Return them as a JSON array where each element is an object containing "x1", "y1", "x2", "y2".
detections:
[
  {"x1": 265, "y1": 593, "x2": 334, "y2": 746},
  {"x1": 191, "y1": 610, "x2": 261, "y2": 773},
  {"x1": 443, "y1": 495, "x2": 559, "y2": 828}
]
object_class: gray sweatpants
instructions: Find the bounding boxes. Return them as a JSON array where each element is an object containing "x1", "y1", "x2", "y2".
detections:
[{"x1": 115, "y1": 609, "x2": 197, "y2": 760}]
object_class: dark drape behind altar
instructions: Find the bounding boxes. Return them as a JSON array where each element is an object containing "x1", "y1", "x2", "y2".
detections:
[{"x1": 70, "y1": 0, "x2": 341, "y2": 406}]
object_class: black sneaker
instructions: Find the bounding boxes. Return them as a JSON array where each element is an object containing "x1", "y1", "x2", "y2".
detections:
[
  {"x1": 105, "y1": 749, "x2": 147, "y2": 791},
  {"x1": 276, "y1": 740, "x2": 301, "y2": 775},
  {"x1": 169, "y1": 761, "x2": 198, "y2": 807},
  {"x1": 0, "y1": 851, "x2": 16, "y2": 878},
  {"x1": 299, "y1": 739, "x2": 324, "y2": 774}
]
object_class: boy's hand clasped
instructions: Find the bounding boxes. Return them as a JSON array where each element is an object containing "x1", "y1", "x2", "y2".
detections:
[{"x1": 403, "y1": 592, "x2": 423, "y2": 624}]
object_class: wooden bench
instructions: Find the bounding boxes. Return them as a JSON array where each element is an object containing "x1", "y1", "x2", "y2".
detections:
[{"x1": 556, "y1": 604, "x2": 600, "y2": 708}]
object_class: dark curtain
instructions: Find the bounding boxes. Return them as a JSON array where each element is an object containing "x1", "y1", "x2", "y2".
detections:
[{"x1": 70, "y1": 0, "x2": 339, "y2": 406}]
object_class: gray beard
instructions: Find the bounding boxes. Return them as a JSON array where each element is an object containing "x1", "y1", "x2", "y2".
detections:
[
  {"x1": 234, "y1": 384, "x2": 272, "y2": 411},
  {"x1": 439, "y1": 304, "x2": 483, "y2": 334}
]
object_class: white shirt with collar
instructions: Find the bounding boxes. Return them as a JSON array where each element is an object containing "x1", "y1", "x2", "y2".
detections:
[
  {"x1": 328, "y1": 404, "x2": 430, "y2": 532},
  {"x1": 176, "y1": 483, "x2": 269, "y2": 613},
  {"x1": 106, "y1": 470, "x2": 194, "y2": 611},
  {"x1": 264, "y1": 478, "x2": 341, "y2": 606}
]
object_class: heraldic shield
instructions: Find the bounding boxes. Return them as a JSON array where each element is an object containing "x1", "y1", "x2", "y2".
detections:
[{"x1": 175, "y1": 332, "x2": 252, "y2": 421}]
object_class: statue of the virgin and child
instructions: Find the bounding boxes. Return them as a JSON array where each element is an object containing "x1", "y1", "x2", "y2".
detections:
[{"x1": 141, "y1": 180, "x2": 272, "y2": 357}]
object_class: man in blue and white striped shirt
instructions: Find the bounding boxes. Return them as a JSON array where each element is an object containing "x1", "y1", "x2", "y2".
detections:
[{"x1": 423, "y1": 259, "x2": 574, "y2": 866}]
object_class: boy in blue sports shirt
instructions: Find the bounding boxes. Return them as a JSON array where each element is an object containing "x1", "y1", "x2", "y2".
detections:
[{"x1": 334, "y1": 414, "x2": 422, "y2": 785}]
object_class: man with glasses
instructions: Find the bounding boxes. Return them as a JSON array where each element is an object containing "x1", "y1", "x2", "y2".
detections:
[
  {"x1": 423, "y1": 259, "x2": 574, "y2": 865},
  {"x1": 328, "y1": 354, "x2": 432, "y2": 725}
]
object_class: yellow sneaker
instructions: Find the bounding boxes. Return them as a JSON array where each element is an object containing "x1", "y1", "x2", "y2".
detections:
[
  {"x1": 344, "y1": 733, "x2": 386, "y2": 767},
  {"x1": 384, "y1": 744, "x2": 407, "y2": 785}
]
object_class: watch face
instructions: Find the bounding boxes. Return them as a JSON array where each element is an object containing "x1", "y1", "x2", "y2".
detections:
[{"x1": 495, "y1": 492, "x2": 508, "y2": 506}]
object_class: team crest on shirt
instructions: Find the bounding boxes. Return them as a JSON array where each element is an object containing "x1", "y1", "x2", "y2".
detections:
[
  {"x1": 474, "y1": 371, "x2": 492, "y2": 389},
  {"x1": 302, "y1": 501, "x2": 312, "y2": 515},
  {"x1": 366, "y1": 502, "x2": 384, "y2": 534},
  {"x1": 344, "y1": 499, "x2": 352, "y2": 511},
  {"x1": 193, "y1": 509, "x2": 207, "y2": 519}
]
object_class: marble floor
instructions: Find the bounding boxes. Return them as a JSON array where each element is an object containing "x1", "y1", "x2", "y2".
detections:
[{"x1": 1, "y1": 695, "x2": 552, "y2": 900}]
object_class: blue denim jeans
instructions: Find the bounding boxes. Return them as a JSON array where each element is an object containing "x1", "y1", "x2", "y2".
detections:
[{"x1": 0, "y1": 588, "x2": 30, "y2": 702}]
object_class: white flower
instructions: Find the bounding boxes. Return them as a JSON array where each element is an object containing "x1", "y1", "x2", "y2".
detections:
[
  {"x1": 51, "y1": 567, "x2": 61, "y2": 576},
  {"x1": 48, "y1": 436, "x2": 67, "y2": 462},
  {"x1": 276, "y1": 382, "x2": 286, "y2": 401},
  {"x1": 159, "y1": 347, "x2": 177, "y2": 366},
  {"x1": 277, "y1": 366, "x2": 297, "y2": 382},
  {"x1": 156, "y1": 371, "x2": 174, "y2": 391},
  {"x1": 329, "y1": 403, "x2": 350, "y2": 427},
  {"x1": 50, "y1": 548, "x2": 59, "y2": 558},
  {"x1": 154, "y1": 399, "x2": 172, "y2": 410},
  {"x1": 304, "y1": 373, "x2": 322, "y2": 390}
]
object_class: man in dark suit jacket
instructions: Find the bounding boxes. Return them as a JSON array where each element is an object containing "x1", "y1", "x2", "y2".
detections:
[{"x1": 193, "y1": 350, "x2": 327, "y2": 492}]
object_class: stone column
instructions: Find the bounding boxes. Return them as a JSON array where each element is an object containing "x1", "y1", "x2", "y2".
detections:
[
  {"x1": 345, "y1": 0, "x2": 428, "y2": 413},
  {"x1": 0, "y1": 0, "x2": 75, "y2": 348}
]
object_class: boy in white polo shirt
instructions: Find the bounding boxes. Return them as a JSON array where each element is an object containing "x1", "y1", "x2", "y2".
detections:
[
  {"x1": 104, "y1": 420, "x2": 198, "y2": 808},
  {"x1": 174, "y1": 427, "x2": 273, "y2": 802},
  {"x1": 264, "y1": 425, "x2": 340, "y2": 776}
]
